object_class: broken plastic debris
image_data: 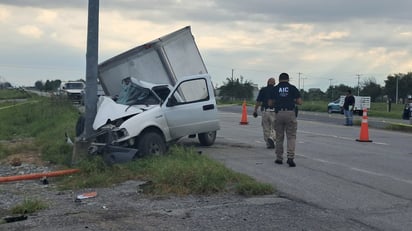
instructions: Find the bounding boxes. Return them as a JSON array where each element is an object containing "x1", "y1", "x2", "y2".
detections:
[
  {"x1": 4, "y1": 215, "x2": 28, "y2": 223},
  {"x1": 76, "y1": 191, "x2": 97, "y2": 200}
]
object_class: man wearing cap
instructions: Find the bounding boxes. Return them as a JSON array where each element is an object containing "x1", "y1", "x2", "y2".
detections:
[
  {"x1": 273, "y1": 73, "x2": 302, "y2": 167},
  {"x1": 253, "y1": 77, "x2": 276, "y2": 149}
]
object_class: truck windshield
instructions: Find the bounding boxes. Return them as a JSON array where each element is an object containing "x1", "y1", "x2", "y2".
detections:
[
  {"x1": 117, "y1": 82, "x2": 160, "y2": 106},
  {"x1": 65, "y1": 83, "x2": 84, "y2": 89}
]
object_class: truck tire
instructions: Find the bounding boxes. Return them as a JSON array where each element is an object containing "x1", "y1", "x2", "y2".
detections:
[
  {"x1": 198, "y1": 131, "x2": 216, "y2": 146},
  {"x1": 138, "y1": 132, "x2": 166, "y2": 156}
]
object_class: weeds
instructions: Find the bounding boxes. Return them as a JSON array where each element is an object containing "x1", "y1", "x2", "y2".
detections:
[
  {"x1": 11, "y1": 198, "x2": 48, "y2": 215},
  {"x1": 61, "y1": 146, "x2": 275, "y2": 196}
]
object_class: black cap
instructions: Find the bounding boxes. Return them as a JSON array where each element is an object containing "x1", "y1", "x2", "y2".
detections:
[{"x1": 279, "y1": 73, "x2": 289, "y2": 81}]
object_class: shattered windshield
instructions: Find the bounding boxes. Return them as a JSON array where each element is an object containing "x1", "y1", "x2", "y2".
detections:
[{"x1": 117, "y1": 81, "x2": 160, "y2": 106}]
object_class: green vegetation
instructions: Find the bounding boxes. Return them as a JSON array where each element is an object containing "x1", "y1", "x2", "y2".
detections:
[
  {"x1": 0, "y1": 90, "x2": 78, "y2": 165},
  {"x1": 62, "y1": 146, "x2": 274, "y2": 196},
  {"x1": 0, "y1": 88, "x2": 31, "y2": 100},
  {"x1": 299, "y1": 100, "x2": 406, "y2": 120},
  {"x1": 11, "y1": 198, "x2": 48, "y2": 215},
  {"x1": 0, "y1": 89, "x2": 274, "y2": 196}
]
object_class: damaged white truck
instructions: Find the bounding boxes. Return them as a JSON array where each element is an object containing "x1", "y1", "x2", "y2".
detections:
[{"x1": 77, "y1": 26, "x2": 220, "y2": 163}]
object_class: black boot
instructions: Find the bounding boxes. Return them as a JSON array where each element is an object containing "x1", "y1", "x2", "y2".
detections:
[{"x1": 287, "y1": 158, "x2": 296, "y2": 167}]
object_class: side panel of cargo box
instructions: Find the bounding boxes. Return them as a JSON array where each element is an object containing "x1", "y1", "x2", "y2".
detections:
[{"x1": 98, "y1": 26, "x2": 208, "y2": 97}]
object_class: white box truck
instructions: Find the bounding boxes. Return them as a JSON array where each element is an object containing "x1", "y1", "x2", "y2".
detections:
[
  {"x1": 77, "y1": 26, "x2": 220, "y2": 163},
  {"x1": 327, "y1": 96, "x2": 371, "y2": 115},
  {"x1": 339, "y1": 95, "x2": 371, "y2": 116}
]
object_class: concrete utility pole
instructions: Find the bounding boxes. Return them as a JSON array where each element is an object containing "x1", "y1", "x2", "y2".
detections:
[
  {"x1": 298, "y1": 72, "x2": 302, "y2": 90},
  {"x1": 84, "y1": 0, "x2": 99, "y2": 138},
  {"x1": 356, "y1": 74, "x2": 361, "y2": 96}
]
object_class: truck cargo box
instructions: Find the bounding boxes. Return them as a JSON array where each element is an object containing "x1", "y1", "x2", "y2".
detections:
[{"x1": 98, "y1": 26, "x2": 208, "y2": 98}]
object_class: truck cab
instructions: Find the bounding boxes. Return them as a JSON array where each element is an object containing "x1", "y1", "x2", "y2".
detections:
[{"x1": 86, "y1": 74, "x2": 219, "y2": 163}]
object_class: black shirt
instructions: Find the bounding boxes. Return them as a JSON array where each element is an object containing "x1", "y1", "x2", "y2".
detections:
[
  {"x1": 273, "y1": 82, "x2": 301, "y2": 111},
  {"x1": 343, "y1": 95, "x2": 355, "y2": 110},
  {"x1": 256, "y1": 85, "x2": 275, "y2": 110}
]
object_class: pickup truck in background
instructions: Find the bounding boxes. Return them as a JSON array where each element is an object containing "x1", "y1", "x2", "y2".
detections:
[
  {"x1": 77, "y1": 26, "x2": 220, "y2": 164},
  {"x1": 59, "y1": 81, "x2": 86, "y2": 104},
  {"x1": 327, "y1": 95, "x2": 371, "y2": 115}
]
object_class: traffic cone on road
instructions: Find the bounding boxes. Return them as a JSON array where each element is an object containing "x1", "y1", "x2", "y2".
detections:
[
  {"x1": 356, "y1": 108, "x2": 372, "y2": 142},
  {"x1": 240, "y1": 100, "x2": 249, "y2": 125}
]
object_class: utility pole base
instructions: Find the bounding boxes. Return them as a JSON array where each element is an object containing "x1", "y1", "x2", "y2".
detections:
[{"x1": 71, "y1": 140, "x2": 91, "y2": 166}]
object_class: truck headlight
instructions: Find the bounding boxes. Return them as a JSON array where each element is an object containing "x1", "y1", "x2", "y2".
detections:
[{"x1": 114, "y1": 128, "x2": 129, "y2": 140}]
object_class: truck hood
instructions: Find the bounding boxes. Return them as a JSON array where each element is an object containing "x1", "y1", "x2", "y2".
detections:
[{"x1": 93, "y1": 96, "x2": 144, "y2": 130}]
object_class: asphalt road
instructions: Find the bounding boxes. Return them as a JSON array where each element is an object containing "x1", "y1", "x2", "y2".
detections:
[{"x1": 180, "y1": 105, "x2": 412, "y2": 231}]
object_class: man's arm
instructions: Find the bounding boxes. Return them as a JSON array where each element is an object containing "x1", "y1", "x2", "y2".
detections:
[{"x1": 253, "y1": 101, "x2": 261, "y2": 117}]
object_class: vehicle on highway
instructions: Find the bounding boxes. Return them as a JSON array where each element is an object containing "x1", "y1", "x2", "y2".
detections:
[
  {"x1": 327, "y1": 99, "x2": 343, "y2": 114},
  {"x1": 327, "y1": 95, "x2": 371, "y2": 115},
  {"x1": 59, "y1": 81, "x2": 85, "y2": 104}
]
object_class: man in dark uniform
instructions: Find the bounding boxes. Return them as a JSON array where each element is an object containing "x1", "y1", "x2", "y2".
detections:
[
  {"x1": 253, "y1": 77, "x2": 276, "y2": 149},
  {"x1": 343, "y1": 89, "x2": 355, "y2": 126},
  {"x1": 273, "y1": 73, "x2": 302, "y2": 167}
]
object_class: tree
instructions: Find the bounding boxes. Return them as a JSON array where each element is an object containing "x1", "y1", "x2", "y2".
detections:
[
  {"x1": 35, "y1": 80, "x2": 44, "y2": 91},
  {"x1": 360, "y1": 77, "x2": 382, "y2": 102},
  {"x1": 384, "y1": 72, "x2": 412, "y2": 102},
  {"x1": 218, "y1": 76, "x2": 254, "y2": 101},
  {"x1": 0, "y1": 82, "x2": 12, "y2": 89},
  {"x1": 325, "y1": 84, "x2": 353, "y2": 100},
  {"x1": 305, "y1": 88, "x2": 325, "y2": 101},
  {"x1": 34, "y1": 79, "x2": 61, "y2": 92}
]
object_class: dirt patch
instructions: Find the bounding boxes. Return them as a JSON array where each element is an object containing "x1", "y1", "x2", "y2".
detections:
[{"x1": 0, "y1": 139, "x2": 47, "y2": 167}]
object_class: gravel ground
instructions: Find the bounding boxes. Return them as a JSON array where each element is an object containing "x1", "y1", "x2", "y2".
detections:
[{"x1": 0, "y1": 163, "x2": 378, "y2": 231}]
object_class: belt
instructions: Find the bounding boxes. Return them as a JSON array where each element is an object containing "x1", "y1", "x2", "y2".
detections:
[
  {"x1": 278, "y1": 108, "x2": 294, "y2": 111},
  {"x1": 264, "y1": 108, "x2": 275, "y2": 112}
]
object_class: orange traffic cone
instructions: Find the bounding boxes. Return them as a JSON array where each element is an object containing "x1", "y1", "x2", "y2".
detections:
[
  {"x1": 240, "y1": 100, "x2": 249, "y2": 125},
  {"x1": 356, "y1": 108, "x2": 372, "y2": 142}
]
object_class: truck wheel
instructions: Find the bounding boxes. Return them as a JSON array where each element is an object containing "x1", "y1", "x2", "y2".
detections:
[
  {"x1": 138, "y1": 132, "x2": 166, "y2": 156},
  {"x1": 198, "y1": 131, "x2": 216, "y2": 146},
  {"x1": 327, "y1": 107, "x2": 332, "y2": 114}
]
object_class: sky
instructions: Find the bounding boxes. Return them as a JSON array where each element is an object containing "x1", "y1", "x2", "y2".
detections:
[{"x1": 1, "y1": 0, "x2": 412, "y2": 92}]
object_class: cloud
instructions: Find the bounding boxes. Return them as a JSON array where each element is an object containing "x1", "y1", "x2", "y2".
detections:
[
  {"x1": 1, "y1": 0, "x2": 412, "y2": 91},
  {"x1": 17, "y1": 25, "x2": 44, "y2": 39}
]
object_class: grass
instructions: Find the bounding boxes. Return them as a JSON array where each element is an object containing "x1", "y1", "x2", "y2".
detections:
[
  {"x1": 0, "y1": 89, "x2": 274, "y2": 197},
  {"x1": 10, "y1": 198, "x2": 48, "y2": 215},
  {"x1": 61, "y1": 146, "x2": 274, "y2": 196},
  {"x1": 0, "y1": 88, "x2": 31, "y2": 100},
  {"x1": 0, "y1": 90, "x2": 78, "y2": 165},
  {"x1": 221, "y1": 99, "x2": 408, "y2": 121}
]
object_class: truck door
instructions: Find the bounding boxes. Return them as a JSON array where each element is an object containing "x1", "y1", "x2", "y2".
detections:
[{"x1": 163, "y1": 75, "x2": 219, "y2": 138}]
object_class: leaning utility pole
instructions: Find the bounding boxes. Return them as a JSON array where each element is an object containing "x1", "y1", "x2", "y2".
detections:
[{"x1": 84, "y1": 0, "x2": 99, "y2": 138}]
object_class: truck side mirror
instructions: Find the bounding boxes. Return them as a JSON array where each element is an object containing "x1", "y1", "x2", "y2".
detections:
[{"x1": 166, "y1": 96, "x2": 177, "y2": 107}]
